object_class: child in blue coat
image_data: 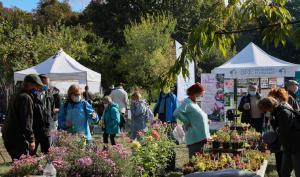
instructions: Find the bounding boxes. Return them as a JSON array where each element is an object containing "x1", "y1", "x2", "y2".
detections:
[{"x1": 102, "y1": 96, "x2": 120, "y2": 146}]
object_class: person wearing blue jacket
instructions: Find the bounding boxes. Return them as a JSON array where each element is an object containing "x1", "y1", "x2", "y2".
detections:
[
  {"x1": 174, "y1": 83, "x2": 210, "y2": 159},
  {"x1": 58, "y1": 84, "x2": 99, "y2": 144},
  {"x1": 102, "y1": 96, "x2": 120, "y2": 146},
  {"x1": 153, "y1": 89, "x2": 177, "y2": 123}
]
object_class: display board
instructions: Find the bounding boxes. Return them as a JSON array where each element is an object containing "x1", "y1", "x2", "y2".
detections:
[{"x1": 201, "y1": 74, "x2": 225, "y2": 121}]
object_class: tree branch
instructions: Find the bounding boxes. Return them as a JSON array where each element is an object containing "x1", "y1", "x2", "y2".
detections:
[{"x1": 216, "y1": 19, "x2": 300, "y2": 34}]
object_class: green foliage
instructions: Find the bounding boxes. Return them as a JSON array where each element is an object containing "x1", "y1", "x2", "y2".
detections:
[
  {"x1": 34, "y1": 0, "x2": 75, "y2": 27},
  {"x1": 0, "y1": 21, "x2": 112, "y2": 85},
  {"x1": 118, "y1": 14, "x2": 176, "y2": 93},
  {"x1": 130, "y1": 124, "x2": 176, "y2": 176},
  {"x1": 169, "y1": 0, "x2": 296, "y2": 86}
]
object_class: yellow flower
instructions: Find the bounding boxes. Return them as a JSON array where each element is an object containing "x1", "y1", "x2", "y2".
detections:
[
  {"x1": 146, "y1": 136, "x2": 154, "y2": 142},
  {"x1": 195, "y1": 162, "x2": 206, "y2": 171},
  {"x1": 132, "y1": 140, "x2": 141, "y2": 149}
]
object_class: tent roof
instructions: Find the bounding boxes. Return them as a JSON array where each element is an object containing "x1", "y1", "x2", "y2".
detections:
[
  {"x1": 212, "y1": 42, "x2": 300, "y2": 78},
  {"x1": 14, "y1": 50, "x2": 101, "y2": 82}
]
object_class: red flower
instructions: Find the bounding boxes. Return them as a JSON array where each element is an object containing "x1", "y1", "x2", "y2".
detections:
[{"x1": 151, "y1": 130, "x2": 160, "y2": 139}]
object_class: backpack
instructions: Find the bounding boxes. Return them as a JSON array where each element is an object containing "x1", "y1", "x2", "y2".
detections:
[
  {"x1": 32, "y1": 95, "x2": 50, "y2": 135},
  {"x1": 279, "y1": 104, "x2": 300, "y2": 130}
]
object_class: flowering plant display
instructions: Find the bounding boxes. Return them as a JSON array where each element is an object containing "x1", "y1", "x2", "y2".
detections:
[
  {"x1": 230, "y1": 130, "x2": 241, "y2": 143},
  {"x1": 182, "y1": 150, "x2": 269, "y2": 175},
  {"x1": 244, "y1": 128, "x2": 261, "y2": 141},
  {"x1": 215, "y1": 128, "x2": 230, "y2": 143},
  {"x1": 130, "y1": 121, "x2": 176, "y2": 176},
  {"x1": 6, "y1": 121, "x2": 176, "y2": 177},
  {"x1": 6, "y1": 131, "x2": 142, "y2": 177}
]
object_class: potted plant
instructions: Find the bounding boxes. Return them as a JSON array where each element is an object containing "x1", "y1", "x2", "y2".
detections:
[
  {"x1": 230, "y1": 122, "x2": 250, "y2": 131},
  {"x1": 230, "y1": 130, "x2": 243, "y2": 149},
  {"x1": 220, "y1": 134, "x2": 231, "y2": 149},
  {"x1": 211, "y1": 135, "x2": 221, "y2": 149}
]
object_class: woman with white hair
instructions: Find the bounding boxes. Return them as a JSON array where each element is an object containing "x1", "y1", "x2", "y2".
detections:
[{"x1": 102, "y1": 96, "x2": 120, "y2": 146}]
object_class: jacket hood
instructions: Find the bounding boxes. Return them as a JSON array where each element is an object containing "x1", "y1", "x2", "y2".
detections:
[{"x1": 110, "y1": 102, "x2": 119, "y2": 109}]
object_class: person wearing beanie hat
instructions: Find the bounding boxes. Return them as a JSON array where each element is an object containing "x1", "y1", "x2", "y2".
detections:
[
  {"x1": 173, "y1": 82, "x2": 210, "y2": 159},
  {"x1": 238, "y1": 82, "x2": 264, "y2": 133},
  {"x1": 2, "y1": 74, "x2": 43, "y2": 160}
]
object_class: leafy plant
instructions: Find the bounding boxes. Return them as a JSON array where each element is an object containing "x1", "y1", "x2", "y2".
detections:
[{"x1": 130, "y1": 121, "x2": 176, "y2": 176}]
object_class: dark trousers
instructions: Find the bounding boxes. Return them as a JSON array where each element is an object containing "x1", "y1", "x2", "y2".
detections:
[
  {"x1": 281, "y1": 151, "x2": 300, "y2": 177},
  {"x1": 158, "y1": 113, "x2": 166, "y2": 122},
  {"x1": 4, "y1": 140, "x2": 28, "y2": 160},
  {"x1": 248, "y1": 118, "x2": 263, "y2": 133},
  {"x1": 119, "y1": 113, "x2": 126, "y2": 129},
  {"x1": 30, "y1": 135, "x2": 50, "y2": 155},
  {"x1": 275, "y1": 151, "x2": 283, "y2": 177},
  {"x1": 187, "y1": 141, "x2": 205, "y2": 159},
  {"x1": 103, "y1": 133, "x2": 116, "y2": 145}
]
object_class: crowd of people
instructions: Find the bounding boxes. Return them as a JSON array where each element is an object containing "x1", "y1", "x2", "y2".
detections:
[
  {"x1": 1, "y1": 75, "x2": 156, "y2": 160},
  {"x1": 2, "y1": 73, "x2": 300, "y2": 177},
  {"x1": 238, "y1": 81, "x2": 300, "y2": 177}
]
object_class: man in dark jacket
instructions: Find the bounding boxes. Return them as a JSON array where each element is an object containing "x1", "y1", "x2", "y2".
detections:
[
  {"x1": 83, "y1": 85, "x2": 94, "y2": 104},
  {"x1": 286, "y1": 80, "x2": 300, "y2": 111},
  {"x1": 31, "y1": 93, "x2": 51, "y2": 155},
  {"x1": 238, "y1": 83, "x2": 263, "y2": 132},
  {"x1": 33, "y1": 74, "x2": 54, "y2": 152},
  {"x1": 2, "y1": 74, "x2": 43, "y2": 160},
  {"x1": 52, "y1": 87, "x2": 61, "y2": 129}
]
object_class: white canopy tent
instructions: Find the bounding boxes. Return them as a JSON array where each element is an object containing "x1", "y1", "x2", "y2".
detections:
[
  {"x1": 212, "y1": 42, "x2": 300, "y2": 78},
  {"x1": 14, "y1": 50, "x2": 101, "y2": 93}
]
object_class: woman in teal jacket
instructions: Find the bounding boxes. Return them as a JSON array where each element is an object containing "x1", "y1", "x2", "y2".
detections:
[
  {"x1": 102, "y1": 96, "x2": 120, "y2": 146},
  {"x1": 58, "y1": 85, "x2": 99, "y2": 144},
  {"x1": 174, "y1": 83, "x2": 210, "y2": 159}
]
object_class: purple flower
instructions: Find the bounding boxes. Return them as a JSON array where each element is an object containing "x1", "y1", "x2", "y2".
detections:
[{"x1": 77, "y1": 157, "x2": 93, "y2": 167}]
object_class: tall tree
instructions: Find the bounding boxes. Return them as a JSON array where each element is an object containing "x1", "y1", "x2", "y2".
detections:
[
  {"x1": 34, "y1": 0, "x2": 75, "y2": 28},
  {"x1": 118, "y1": 14, "x2": 176, "y2": 99},
  {"x1": 0, "y1": 21, "x2": 112, "y2": 84}
]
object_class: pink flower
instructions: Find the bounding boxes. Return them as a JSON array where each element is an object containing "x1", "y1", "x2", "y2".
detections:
[
  {"x1": 77, "y1": 157, "x2": 93, "y2": 167},
  {"x1": 112, "y1": 144, "x2": 132, "y2": 158}
]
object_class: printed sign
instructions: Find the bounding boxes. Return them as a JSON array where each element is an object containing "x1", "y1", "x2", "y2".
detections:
[{"x1": 201, "y1": 74, "x2": 224, "y2": 121}]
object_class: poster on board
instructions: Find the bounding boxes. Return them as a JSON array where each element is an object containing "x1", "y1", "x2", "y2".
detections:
[
  {"x1": 201, "y1": 74, "x2": 224, "y2": 121},
  {"x1": 224, "y1": 79, "x2": 234, "y2": 93}
]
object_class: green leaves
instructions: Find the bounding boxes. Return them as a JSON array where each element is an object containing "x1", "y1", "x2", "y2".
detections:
[
  {"x1": 163, "y1": 0, "x2": 297, "y2": 88},
  {"x1": 119, "y1": 14, "x2": 176, "y2": 91}
]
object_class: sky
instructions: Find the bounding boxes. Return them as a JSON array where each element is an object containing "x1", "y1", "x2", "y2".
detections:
[{"x1": 1, "y1": 0, "x2": 91, "y2": 12}]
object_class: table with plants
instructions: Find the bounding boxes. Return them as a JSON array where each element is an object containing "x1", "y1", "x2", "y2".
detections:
[{"x1": 182, "y1": 122, "x2": 270, "y2": 177}]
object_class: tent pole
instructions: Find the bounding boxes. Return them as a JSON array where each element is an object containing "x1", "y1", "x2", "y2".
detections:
[
  {"x1": 259, "y1": 78, "x2": 261, "y2": 93},
  {"x1": 86, "y1": 71, "x2": 88, "y2": 86}
]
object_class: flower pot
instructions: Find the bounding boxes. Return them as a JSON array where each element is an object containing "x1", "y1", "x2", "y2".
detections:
[
  {"x1": 222, "y1": 142, "x2": 230, "y2": 149},
  {"x1": 231, "y1": 142, "x2": 239, "y2": 149},
  {"x1": 212, "y1": 141, "x2": 221, "y2": 149}
]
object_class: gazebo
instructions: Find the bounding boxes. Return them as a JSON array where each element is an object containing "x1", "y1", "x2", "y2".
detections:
[{"x1": 14, "y1": 49, "x2": 101, "y2": 93}]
